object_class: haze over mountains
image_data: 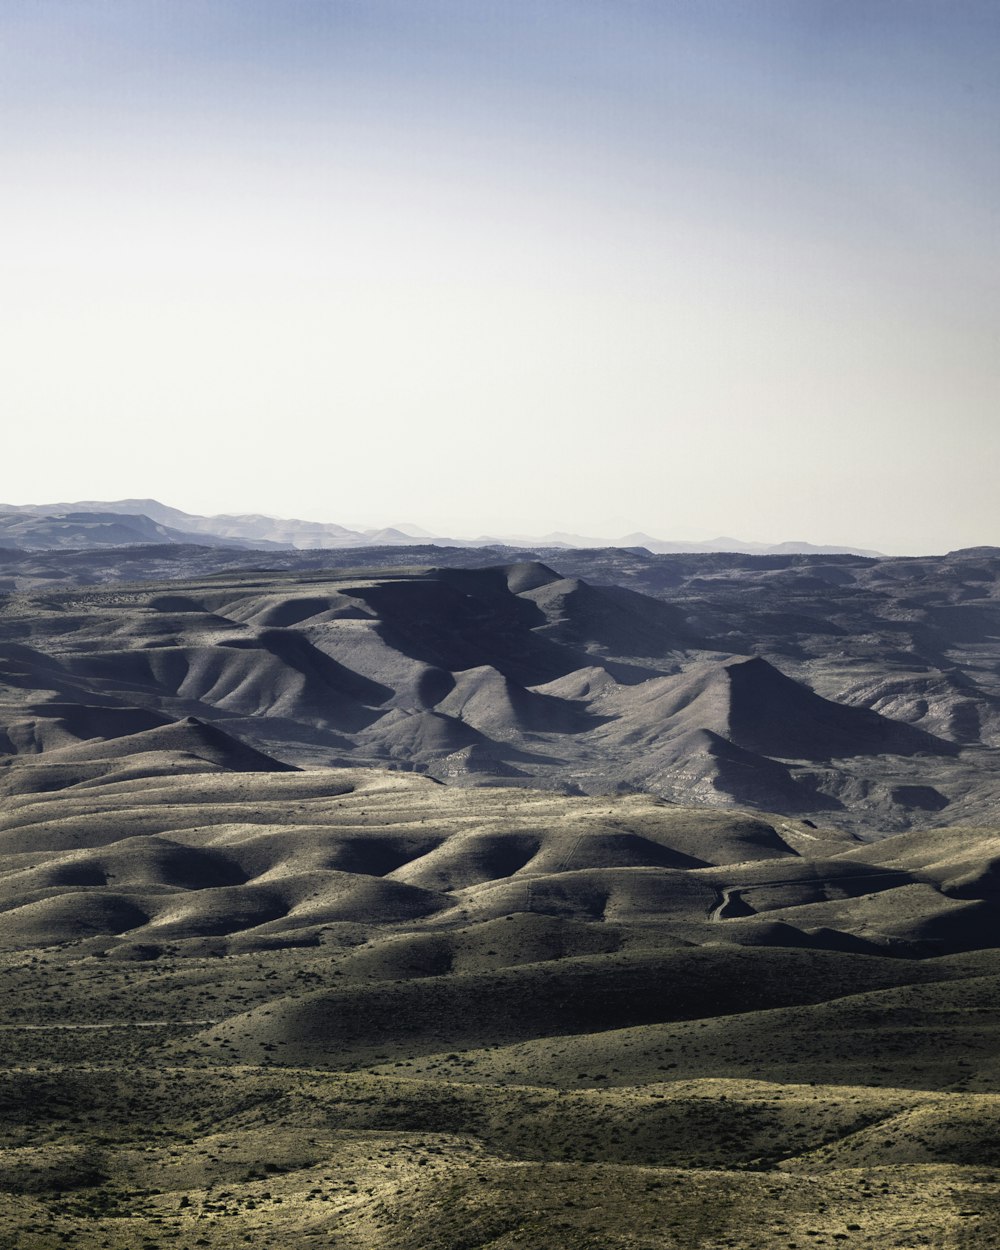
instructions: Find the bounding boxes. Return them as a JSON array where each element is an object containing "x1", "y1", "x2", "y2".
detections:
[
  {"x1": 0, "y1": 498, "x2": 883, "y2": 556},
  {"x1": 5, "y1": 0, "x2": 997, "y2": 1237}
]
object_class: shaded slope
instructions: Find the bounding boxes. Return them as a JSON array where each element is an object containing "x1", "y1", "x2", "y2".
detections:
[
  {"x1": 35, "y1": 716, "x2": 296, "y2": 773},
  {"x1": 339, "y1": 568, "x2": 595, "y2": 686},
  {"x1": 519, "y1": 575, "x2": 699, "y2": 656},
  {"x1": 0, "y1": 560, "x2": 986, "y2": 829},
  {"x1": 186, "y1": 945, "x2": 944, "y2": 1070},
  {"x1": 0, "y1": 702, "x2": 172, "y2": 754},
  {"x1": 435, "y1": 664, "x2": 595, "y2": 738},
  {"x1": 726, "y1": 656, "x2": 957, "y2": 760}
]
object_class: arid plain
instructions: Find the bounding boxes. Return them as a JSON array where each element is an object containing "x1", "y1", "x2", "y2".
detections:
[{"x1": 2, "y1": 534, "x2": 1000, "y2": 1248}]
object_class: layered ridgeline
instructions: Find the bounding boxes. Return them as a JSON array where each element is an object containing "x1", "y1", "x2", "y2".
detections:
[
  {"x1": 0, "y1": 561, "x2": 992, "y2": 831},
  {"x1": 3, "y1": 561, "x2": 1000, "y2": 1247},
  {"x1": 0, "y1": 497, "x2": 881, "y2": 554},
  {"x1": 3, "y1": 743, "x2": 1000, "y2": 960}
]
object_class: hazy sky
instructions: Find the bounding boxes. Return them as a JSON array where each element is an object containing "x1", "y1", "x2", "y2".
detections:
[{"x1": 2, "y1": 1, "x2": 997, "y2": 553}]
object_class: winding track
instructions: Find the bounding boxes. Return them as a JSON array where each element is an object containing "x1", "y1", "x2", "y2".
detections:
[{"x1": 707, "y1": 870, "x2": 926, "y2": 922}]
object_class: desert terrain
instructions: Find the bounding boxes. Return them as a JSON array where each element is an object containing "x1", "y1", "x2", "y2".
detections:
[{"x1": 1, "y1": 526, "x2": 1000, "y2": 1247}]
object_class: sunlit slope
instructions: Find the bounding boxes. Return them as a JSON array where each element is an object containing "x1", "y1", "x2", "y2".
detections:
[
  {"x1": 1, "y1": 738, "x2": 998, "y2": 962},
  {"x1": 2, "y1": 1058, "x2": 998, "y2": 1249},
  {"x1": 0, "y1": 762, "x2": 805, "y2": 949},
  {"x1": 1, "y1": 751, "x2": 999, "y2": 1247}
]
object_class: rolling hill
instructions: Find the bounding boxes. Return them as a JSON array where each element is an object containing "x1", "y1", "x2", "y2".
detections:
[
  {"x1": 2, "y1": 545, "x2": 1000, "y2": 1248},
  {"x1": 0, "y1": 728, "x2": 999, "y2": 1247},
  {"x1": 0, "y1": 560, "x2": 984, "y2": 830}
]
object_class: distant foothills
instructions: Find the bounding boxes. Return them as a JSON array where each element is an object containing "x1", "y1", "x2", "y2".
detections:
[{"x1": 0, "y1": 498, "x2": 883, "y2": 557}]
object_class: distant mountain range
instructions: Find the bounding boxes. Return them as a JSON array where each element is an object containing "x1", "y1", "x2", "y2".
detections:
[{"x1": 0, "y1": 499, "x2": 883, "y2": 556}]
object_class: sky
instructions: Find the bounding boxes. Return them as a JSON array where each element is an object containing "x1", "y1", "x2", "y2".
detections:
[{"x1": 1, "y1": 1, "x2": 997, "y2": 554}]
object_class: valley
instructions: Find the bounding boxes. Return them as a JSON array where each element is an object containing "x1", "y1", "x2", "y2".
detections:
[
  {"x1": 3, "y1": 549, "x2": 1000, "y2": 830},
  {"x1": 1, "y1": 545, "x2": 999, "y2": 1246}
]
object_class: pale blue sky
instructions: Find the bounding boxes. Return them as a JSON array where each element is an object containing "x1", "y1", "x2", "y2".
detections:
[{"x1": 2, "y1": 2, "x2": 997, "y2": 551}]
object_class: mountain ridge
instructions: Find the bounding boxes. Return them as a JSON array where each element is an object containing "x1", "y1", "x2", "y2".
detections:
[
  {"x1": 0, "y1": 560, "x2": 986, "y2": 833},
  {"x1": 0, "y1": 498, "x2": 885, "y2": 556}
]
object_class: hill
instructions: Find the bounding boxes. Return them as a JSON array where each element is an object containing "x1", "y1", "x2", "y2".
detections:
[
  {"x1": 0, "y1": 738, "x2": 999, "y2": 1247},
  {"x1": 0, "y1": 561, "x2": 982, "y2": 830},
  {"x1": 3, "y1": 547, "x2": 1000, "y2": 1247}
]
